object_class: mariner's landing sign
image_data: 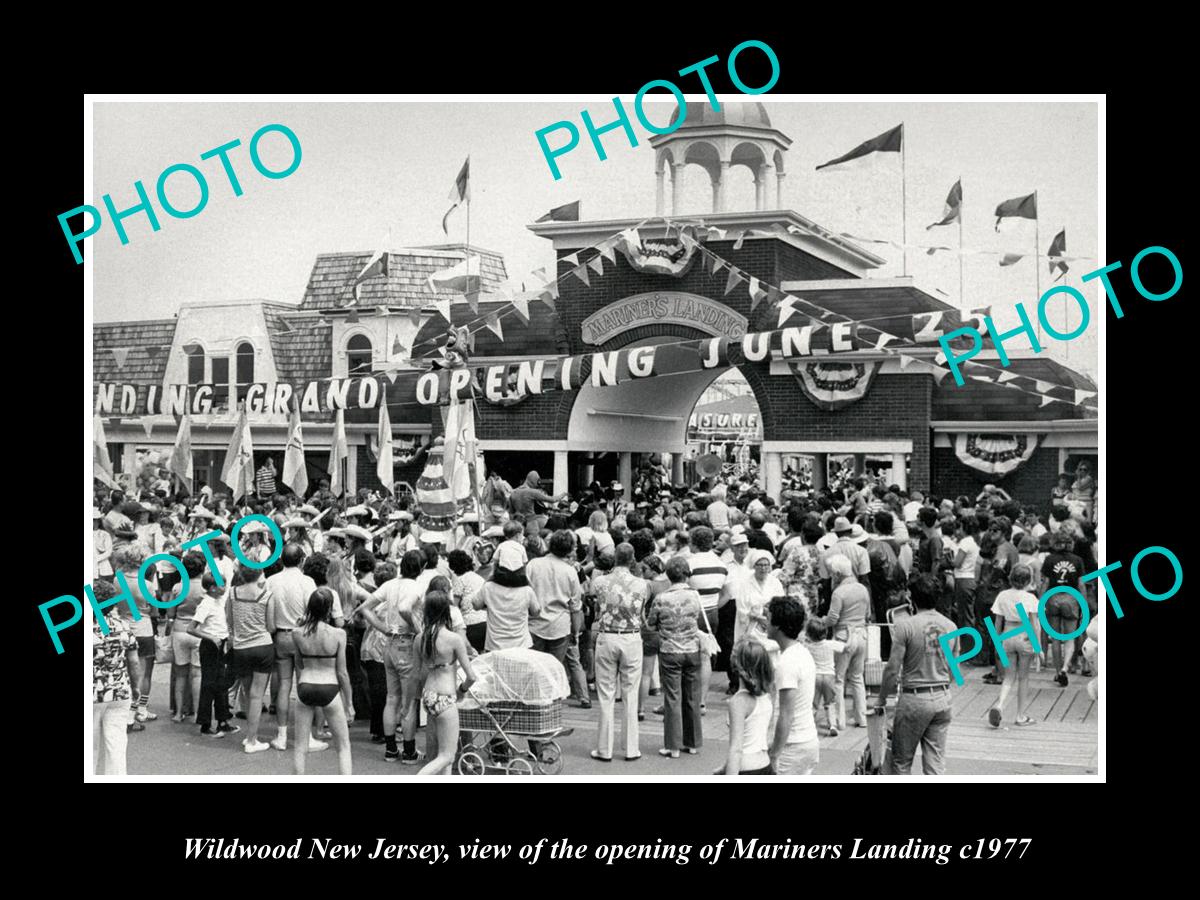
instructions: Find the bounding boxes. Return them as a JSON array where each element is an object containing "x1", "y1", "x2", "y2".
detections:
[{"x1": 581, "y1": 292, "x2": 748, "y2": 346}]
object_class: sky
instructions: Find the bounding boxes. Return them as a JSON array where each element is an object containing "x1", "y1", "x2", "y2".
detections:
[{"x1": 92, "y1": 98, "x2": 1098, "y2": 377}]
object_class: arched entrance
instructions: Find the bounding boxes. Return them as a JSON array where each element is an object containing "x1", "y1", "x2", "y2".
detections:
[{"x1": 563, "y1": 337, "x2": 771, "y2": 496}]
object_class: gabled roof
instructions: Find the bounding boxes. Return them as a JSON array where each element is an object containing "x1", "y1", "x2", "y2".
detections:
[
  {"x1": 299, "y1": 245, "x2": 508, "y2": 311},
  {"x1": 93, "y1": 319, "x2": 177, "y2": 384}
]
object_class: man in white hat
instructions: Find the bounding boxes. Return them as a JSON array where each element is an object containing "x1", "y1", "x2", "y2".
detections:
[{"x1": 818, "y1": 516, "x2": 872, "y2": 607}]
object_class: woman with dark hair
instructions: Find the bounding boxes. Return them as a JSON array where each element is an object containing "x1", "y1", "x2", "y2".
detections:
[
  {"x1": 448, "y1": 549, "x2": 487, "y2": 653},
  {"x1": 416, "y1": 591, "x2": 477, "y2": 775},
  {"x1": 357, "y1": 561, "x2": 396, "y2": 744},
  {"x1": 291, "y1": 587, "x2": 353, "y2": 775}
]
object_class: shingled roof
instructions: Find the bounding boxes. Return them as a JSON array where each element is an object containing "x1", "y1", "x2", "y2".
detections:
[
  {"x1": 93, "y1": 319, "x2": 177, "y2": 384},
  {"x1": 299, "y1": 245, "x2": 508, "y2": 311},
  {"x1": 263, "y1": 304, "x2": 333, "y2": 384}
]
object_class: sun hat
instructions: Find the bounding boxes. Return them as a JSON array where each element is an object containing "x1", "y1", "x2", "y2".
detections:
[
  {"x1": 730, "y1": 532, "x2": 749, "y2": 546},
  {"x1": 341, "y1": 524, "x2": 374, "y2": 542},
  {"x1": 846, "y1": 524, "x2": 869, "y2": 544},
  {"x1": 832, "y1": 516, "x2": 854, "y2": 534}
]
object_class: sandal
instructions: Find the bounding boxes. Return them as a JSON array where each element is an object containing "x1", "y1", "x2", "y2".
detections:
[
  {"x1": 658, "y1": 748, "x2": 680, "y2": 759},
  {"x1": 987, "y1": 707, "x2": 1002, "y2": 728},
  {"x1": 589, "y1": 750, "x2": 612, "y2": 762}
]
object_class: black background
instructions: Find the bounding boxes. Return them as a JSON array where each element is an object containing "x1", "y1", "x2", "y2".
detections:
[{"x1": 21, "y1": 25, "x2": 1187, "y2": 884}]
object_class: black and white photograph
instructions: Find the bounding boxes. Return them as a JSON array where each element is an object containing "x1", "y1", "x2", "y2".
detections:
[{"x1": 81, "y1": 93, "x2": 1103, "y2": 781}]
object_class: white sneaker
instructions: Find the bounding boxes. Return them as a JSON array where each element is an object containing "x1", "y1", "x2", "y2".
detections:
[
  {"x1": 244, "y1": 739, "x2": 271, "y2": 754},
  {"x1": 269, "y1": 736, "x2": 287, "y2": 751},
  {"x1": 308, "y1": 737, "x2": 330, "y2": 752}
]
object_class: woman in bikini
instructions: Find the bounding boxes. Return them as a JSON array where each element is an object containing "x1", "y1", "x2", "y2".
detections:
[
  {"x1": 416, "y1": 590, "x2": 477, "y2": 776},
  {"x1": 291, "y1": 587, "x2": 354, "y2": 775}
]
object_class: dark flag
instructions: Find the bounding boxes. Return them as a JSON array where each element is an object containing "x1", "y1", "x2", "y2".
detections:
[
  {"x1": 1048, "y1": 229, "x2": 1069, "y2": 280},
  {"x1": 536, "y1": 200, "x2": 580, "y2": 222},
  {"x1": 816, "y1": 124, "x2": 903, "y2": 170},
  {"x1": 927, "y1": 179, "x2": 962, "y2": 229},
  {"x1": 994, "y1": 192, "x2": 1037, "y2": 230}
]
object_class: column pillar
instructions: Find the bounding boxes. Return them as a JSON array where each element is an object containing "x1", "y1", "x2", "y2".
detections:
[
  {"x1": 581, "y1": 457, "x2": 594, "y2": 487},
  {"x1": 655, "y1": 167, "x2": 665, "y2": 216},
  {"x1": 776, "y1": 172, "x2": 785, "y2": 209},
  {"x1": 764, "y1": 451, "x2": 783, "y2": 504},
  {"x1": 762, "y1": 163, "x2": 776, "y2": 209},
  {"x1": 671, "y1": 452, "x2": 685, "y2": 486},
  {"x1": 670, "y1": 163, "x2": 683, "y2": 215},
  {"x1": 618, "y1": 452, "x2": 633, "y2": 499},
  {"x1": 346, "y1": 443, "x2": 358, "y2": 497},
  {"x1": 754, "y1": 171, "x2": 764, "y2": 210},
  {"x1": 852, "y1": 453, "x2": 866, "y2": 476},
  {"x1": 891, "y1": 453, "x2": 908, "y2": 492},
  {"x1": 716, "y1": 160, "x2": 729, "y2": 212},
  {"x1": 553, "y1": 450, "x2": 569, "y2": 497},
  {"x1": 810, "y1": 452, "x2": 828, "y2": 490}
]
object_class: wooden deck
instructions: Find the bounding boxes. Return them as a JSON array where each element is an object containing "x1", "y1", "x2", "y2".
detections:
[{"x1": 559, "y1": 663, "x2": 1098, "y2": 774}]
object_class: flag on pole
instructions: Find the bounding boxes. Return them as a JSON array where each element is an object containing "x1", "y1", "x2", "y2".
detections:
[
  {"x1": 999, "y1": 253, "x2": 1025, "y2": 267},
  {"x1": 328, "y1": 408, "x2": 349, "y2": 497},
  {"x1": 428, "y1": 255, "x2": 481, "y2": 294},
  {"x1": 926, "y1": 179, "x2": 962, "y2": 229},
  {"x1": 376, "y1": 386, "x2": 393, "y2": 493},
  {"x1": 994, "y1": 192, "x2": 1037, "y2": 230},
  {"x1": 220, "y1": 403, "x2": 256, "y2": 502},
  {"x1": 815, "y1": 124, "x2": 903, "y2": 171},
  {"x1": 1048, "y1": 229, "x2": 1069, "y2": 280},
  {"x1": 441, "y1": 157, "x2": 470, "y2": 235},
  {"x1": 536, "y1": 200, "x2": 580, "y2": 222},
  {"x1": 93, "y1": 414, "x2": 119, "y2": 489},
  {"x1": 351, "y1": 248, "x2": 389, "y2": 304},
  {"x1": 168, "y1": 414, "x2": 193, "y2": 493},
  {"x1": 282, "y1": 399, "x2": 308, "y2": 498}
]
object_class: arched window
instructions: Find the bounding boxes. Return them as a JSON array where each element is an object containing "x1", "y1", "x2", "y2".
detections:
[
  {"x1": 347, "y1": 334, "x2": 373, "y2": 375},
  {"x1": 236, "y1": 341, "x2": 255, "y2": 401},
  {"x1": 185, "y1": 345, "x2": 205, "y2": 385}
]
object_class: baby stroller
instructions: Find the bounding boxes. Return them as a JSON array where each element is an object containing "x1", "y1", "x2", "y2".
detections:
[{"x1": 455, "y1": 649, "x2": 574, "y2": 775}]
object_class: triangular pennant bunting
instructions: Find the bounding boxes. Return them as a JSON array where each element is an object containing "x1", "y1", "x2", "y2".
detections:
[
  {"x1": 777, "y1": 299, "x2": 797, "y2": 329},
  {"x1": 408, "y1": 306, "x2": 423, "y2": 327},
  {"x1": 898, "y1": 354, "x2": 916, "y2": 370},
  {"x1": 110, "y1": 347, "x2": 131, "y2": 370},
  {"x1": 724, "y1": 268, "x2": 743, "y2": 296},
  {"x1": 571, "y1": 264, "x2": 590, "y2": 287},
  {"x1": 562, "y1": 252, "x2": 579, "y2": 267},
  {"x1": 997, "y1": 371, "x2": 1019, "y2": 384},
  {"x1": 141, "y1": 419, "x2": 154, "y2": 438},
  {"x1": 509, "y1": 293, "x2": 531, "y2": 324},
  {"x1": 1074, "y1": 389, "x2": 1097, "y2": 405},
  {"x1": 434, "y1": 296, "x2": 451, "y2": 322},
  {"x1": 484, "y1": 313, "x2": 504, "y2": 341},
  {"x1": 598, "y1": 242, "x2": 616, "y2": 264},
  {"x1": 710, "y1": 254, "x2": 725, "y2": 275},
  {"x1": 588, "y1": 255, "x2": 604, "y2": 276}
]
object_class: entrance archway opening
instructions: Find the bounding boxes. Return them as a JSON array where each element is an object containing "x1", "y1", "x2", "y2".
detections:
[{"x1": 564, "y1": 354, "x2": 765, "y2": 496}]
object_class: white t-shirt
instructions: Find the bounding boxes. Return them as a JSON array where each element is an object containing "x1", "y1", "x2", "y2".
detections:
[
  {"x1": 776, "y1": 642, "x2": 818, "y2": 744},
  {"x1": 193, "y1": 595, "x2": 229, "y2": 642},
  {"x1": 902, "y1": 500, "x2": 923, "y2": 523},
  {"x1": 953, "y1": 535, "x2": 980, "y2": 580}
]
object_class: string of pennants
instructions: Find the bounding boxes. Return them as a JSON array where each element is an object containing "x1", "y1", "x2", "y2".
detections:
[{"x1": 105, "y1": 217, "x2": 1096, "y2": 413}]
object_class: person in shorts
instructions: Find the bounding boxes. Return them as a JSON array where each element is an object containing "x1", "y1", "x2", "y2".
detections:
[
  {"x1": 802, "y1": 618, "x2": 844, "y2": 736},
  {"x1": 1040, "y1": 531, "x2": 1086, "y2": 686},
  {"x1": 226, "y1": 563, "x2": 275, "y2": 753},
  {"x1": 767, "y1": 596, "x2": 820, "y2": 776},
  {"x1": 987, "y1": 565, "x2": 1042, "y2": 727}
]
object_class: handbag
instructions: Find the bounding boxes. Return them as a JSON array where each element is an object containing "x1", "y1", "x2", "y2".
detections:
[{"x1": 154, "y1": 634, "x2": 175, "y2": 665}]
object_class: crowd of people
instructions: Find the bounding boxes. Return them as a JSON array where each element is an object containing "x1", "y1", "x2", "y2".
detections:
[{"x1": 91, "y1": 456, "x2": 1099, "y2": 777}]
